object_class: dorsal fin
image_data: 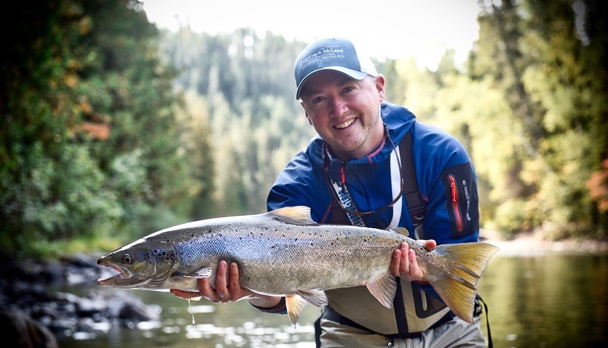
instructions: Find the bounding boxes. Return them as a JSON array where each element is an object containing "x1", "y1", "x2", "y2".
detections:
[
  {"x1": 269, "y1": 206, "x2": 316, "y2": 225},
  {"x1": 389, "y1": 227, "x2": 410, "y2": 237}
]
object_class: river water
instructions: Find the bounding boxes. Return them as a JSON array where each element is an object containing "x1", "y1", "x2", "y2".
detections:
[{"x1": 60, "y1": 251, "x2": 608, "y2": 348}]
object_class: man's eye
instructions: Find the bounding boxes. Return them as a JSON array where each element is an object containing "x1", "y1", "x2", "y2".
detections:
[{"x1": 311, "y1": 96, "x2": 325, "y2": 104}]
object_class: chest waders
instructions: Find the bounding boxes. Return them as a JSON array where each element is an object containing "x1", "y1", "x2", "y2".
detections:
[
  {"x1": 315, "y1": 131, "x2": 452, "y2": 342},
  {"x1": 315, "y1": 131, "x2": 494, "y2": 347}
]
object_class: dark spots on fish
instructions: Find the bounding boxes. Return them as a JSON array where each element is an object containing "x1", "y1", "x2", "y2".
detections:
[
  {"x1": 310, "y1": 242, "x2": 314, "y2": 246},
  {"x1": 295, "y1": 238, "x2": 298, "y2": 242},
  {"x1": 364, "y1": 239, "x2": 368, "y2": 243}
]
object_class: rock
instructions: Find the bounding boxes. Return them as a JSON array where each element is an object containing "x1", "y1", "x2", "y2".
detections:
[
  {"x1": 0, "y1": 310, "x2": 59, "y2": 348},
  {"x1": 0, "y1": 253, "x2": 163, "y2": 342}
]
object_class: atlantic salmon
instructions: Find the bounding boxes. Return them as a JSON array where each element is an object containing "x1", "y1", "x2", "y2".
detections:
[{"x1": 97, "y1": 206, "x2": 499, "y2": 325}]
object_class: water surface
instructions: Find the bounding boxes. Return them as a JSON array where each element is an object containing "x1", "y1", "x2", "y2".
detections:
[{"x1": 60, "y1": 252, "x2": 608, "y2": 348}]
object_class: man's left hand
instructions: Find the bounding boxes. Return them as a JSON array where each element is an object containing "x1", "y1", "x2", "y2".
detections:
[{"x1": 390, "y1": 240, "x2": 436, "y2": 282}]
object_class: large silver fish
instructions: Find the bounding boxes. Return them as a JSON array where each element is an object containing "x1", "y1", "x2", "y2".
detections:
[{"x1": 97, "y1": 206, "x2": 499, "y2": 325}]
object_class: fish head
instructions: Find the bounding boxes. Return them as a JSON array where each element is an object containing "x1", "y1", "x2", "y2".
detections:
[{"x1": 97, "y1": 239, "x2": 177, "y2": 289}]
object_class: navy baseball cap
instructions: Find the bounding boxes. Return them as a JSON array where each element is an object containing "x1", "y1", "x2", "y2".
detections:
[{"x1": 294, "y1": 37, "x2": 377, "y2": 100}]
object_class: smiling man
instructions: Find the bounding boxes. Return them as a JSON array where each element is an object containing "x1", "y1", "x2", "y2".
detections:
[
  {"x1": 172, "y1": 37, "x2": 485, "y2": 347},
  {"x1": 265, "y1": 37, "x2": 485, "y2": 347}
]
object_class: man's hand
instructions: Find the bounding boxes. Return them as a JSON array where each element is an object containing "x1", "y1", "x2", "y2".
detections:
[
  {"x1": 170, "y1": 261, "x2": 282, "y2": 309},
  {"x1": 390, "y1": 240, "x2": 436, "y2": 282}
]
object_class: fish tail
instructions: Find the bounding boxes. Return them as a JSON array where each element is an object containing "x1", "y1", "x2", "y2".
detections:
[{"x1": 428, "y1": 242, "x2": 499, "y2": 323}]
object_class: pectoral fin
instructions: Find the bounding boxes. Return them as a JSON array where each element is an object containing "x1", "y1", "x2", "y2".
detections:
[
  {"x1": 365, "y1": 272, "x2": 397, "y2": 309},
  {"x1": 285, "y1": 294, "x2": 308, "y2": 327},
  {"x1": 296, "y1": 289, "x2": 328, "y2": 307}
]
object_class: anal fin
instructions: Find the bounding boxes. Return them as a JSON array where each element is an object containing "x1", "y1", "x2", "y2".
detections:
[
  {"x1": 365, "y1": 272, "x2": 397, "y2": 309},
  {"x1": 296, "y1": 289, "x2": 327, "y2": 307}
]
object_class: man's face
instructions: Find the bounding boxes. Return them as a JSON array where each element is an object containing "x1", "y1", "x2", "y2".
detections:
[{"x1": 300, "y1": 70, "x2": 386, "y2": 161}]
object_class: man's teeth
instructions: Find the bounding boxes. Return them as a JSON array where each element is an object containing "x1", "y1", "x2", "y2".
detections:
[{"x1": 335, "y1": 119, "x2": 355, "y2": 129}]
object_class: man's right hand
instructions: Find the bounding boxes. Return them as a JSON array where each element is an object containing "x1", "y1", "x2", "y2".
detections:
[{"x1": 170, "y1": 260, "x2": 282, "y2": 309}]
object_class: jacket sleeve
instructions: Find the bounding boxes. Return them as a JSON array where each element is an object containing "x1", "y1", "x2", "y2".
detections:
[
  {"x1": 267, "y1": 148, "x2": 330, "y2": 223},
  {"x1": 412, "y1": 126, "x2": 480, "y2": 298},
  {"x1": 413, "y1": 124, "x2": 480, "y2": 245}
]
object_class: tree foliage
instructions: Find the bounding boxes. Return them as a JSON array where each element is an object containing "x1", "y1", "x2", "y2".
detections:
[
  {"x1": 160, "y1": 27, "x2": 315, "y2": 217},
  {"x1": 1, "y1": 0, "x2": 606, "y2": 256},
  {"x1": 0, "y1": 0, "x2": 194, "y2": 255},
  {"x1": 386, "y1": 0, "x2": 607, "y2": 238}
]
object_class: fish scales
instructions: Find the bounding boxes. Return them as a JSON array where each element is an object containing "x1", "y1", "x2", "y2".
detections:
[
  {"x1": 97, "y1": 206, "x2": 499, "y2": 326},
  {"x1": 166, "y1": 216, "x2": 403, "y2": 295}
]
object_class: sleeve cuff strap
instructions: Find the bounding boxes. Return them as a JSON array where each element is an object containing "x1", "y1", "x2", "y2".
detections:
[{"x1": 250, "y1": 297, "x2": 287, "y2": 314}]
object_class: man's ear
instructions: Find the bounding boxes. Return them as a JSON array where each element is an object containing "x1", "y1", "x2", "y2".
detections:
[{"x1": 375, "y1": 74, "x2": 386, "y2": 103}]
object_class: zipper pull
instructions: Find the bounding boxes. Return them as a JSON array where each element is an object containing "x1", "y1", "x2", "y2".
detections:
[
  {"x1": 449, "y1": 176, "x2": 457, "y2": 202},
  {"x1": 340, "y1": 166, "x2": 346, "y2": 189}
]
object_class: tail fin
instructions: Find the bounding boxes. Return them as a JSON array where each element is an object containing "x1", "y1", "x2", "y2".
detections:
[{"x1": 428, "y1": 242, "x2": 499, "y2": 323}]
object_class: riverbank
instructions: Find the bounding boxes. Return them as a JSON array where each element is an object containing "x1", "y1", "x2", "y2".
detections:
[
  {"x1": 480, "y1": 228, "x2": 608, "y2": 256},
  {"x1": 0, "y1": 252, "x2": 160, "y2": 345}
]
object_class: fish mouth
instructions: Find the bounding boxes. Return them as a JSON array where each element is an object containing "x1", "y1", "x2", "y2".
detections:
[{"x1": 97, "y1": 261, "x2": 133, "y2": 286}]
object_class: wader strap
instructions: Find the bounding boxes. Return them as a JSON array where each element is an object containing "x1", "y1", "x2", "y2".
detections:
[
  {"x1": 476, "y1": 294, "x2": 494, "y2": 348},
  {"x1": 399, "y1": 131, "x2": 426, "y2": 233},
  {"x1": 329, "y1": 200, "x2": 351, "y2": 226}
]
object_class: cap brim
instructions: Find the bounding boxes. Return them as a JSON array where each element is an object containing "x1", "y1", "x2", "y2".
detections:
[{"x1": 295, "y1": 67, "x2": 368, "y2": 100}]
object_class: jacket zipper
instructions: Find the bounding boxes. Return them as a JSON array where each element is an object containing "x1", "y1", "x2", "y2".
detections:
[{"x1": 448, "y1": 175, "x2": 463, "y2": 232}]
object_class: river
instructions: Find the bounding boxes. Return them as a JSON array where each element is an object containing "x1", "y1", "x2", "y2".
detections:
[{"x1": 58, "y1": 251, "x2": 608, "y2": 348}]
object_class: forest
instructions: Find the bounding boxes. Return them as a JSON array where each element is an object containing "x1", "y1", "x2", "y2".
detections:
[{"x1": 1, "y1": 0, "x2": 607, "y2": 257}]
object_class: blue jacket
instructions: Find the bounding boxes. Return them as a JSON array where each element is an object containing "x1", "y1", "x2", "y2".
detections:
[
  {"x1": 268, "y1": 102, "x2": 479, "y2": 244},
  {"x1": 266, "y1": 102, "x2": 480, "y2": 334}
]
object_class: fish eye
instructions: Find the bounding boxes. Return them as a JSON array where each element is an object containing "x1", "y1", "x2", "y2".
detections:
[{"x1": 122, "y1": 254, "x2": 132, "y2": 264}]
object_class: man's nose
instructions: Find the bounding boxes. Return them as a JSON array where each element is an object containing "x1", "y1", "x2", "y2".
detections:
[{"x1": 328, "y1": 96, "x2": 348, "y2": 117}]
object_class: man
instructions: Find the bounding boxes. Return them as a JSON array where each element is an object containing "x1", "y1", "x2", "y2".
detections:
[{"x1": 172, "y1": 37, "x2": 484, "y2": 347}]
